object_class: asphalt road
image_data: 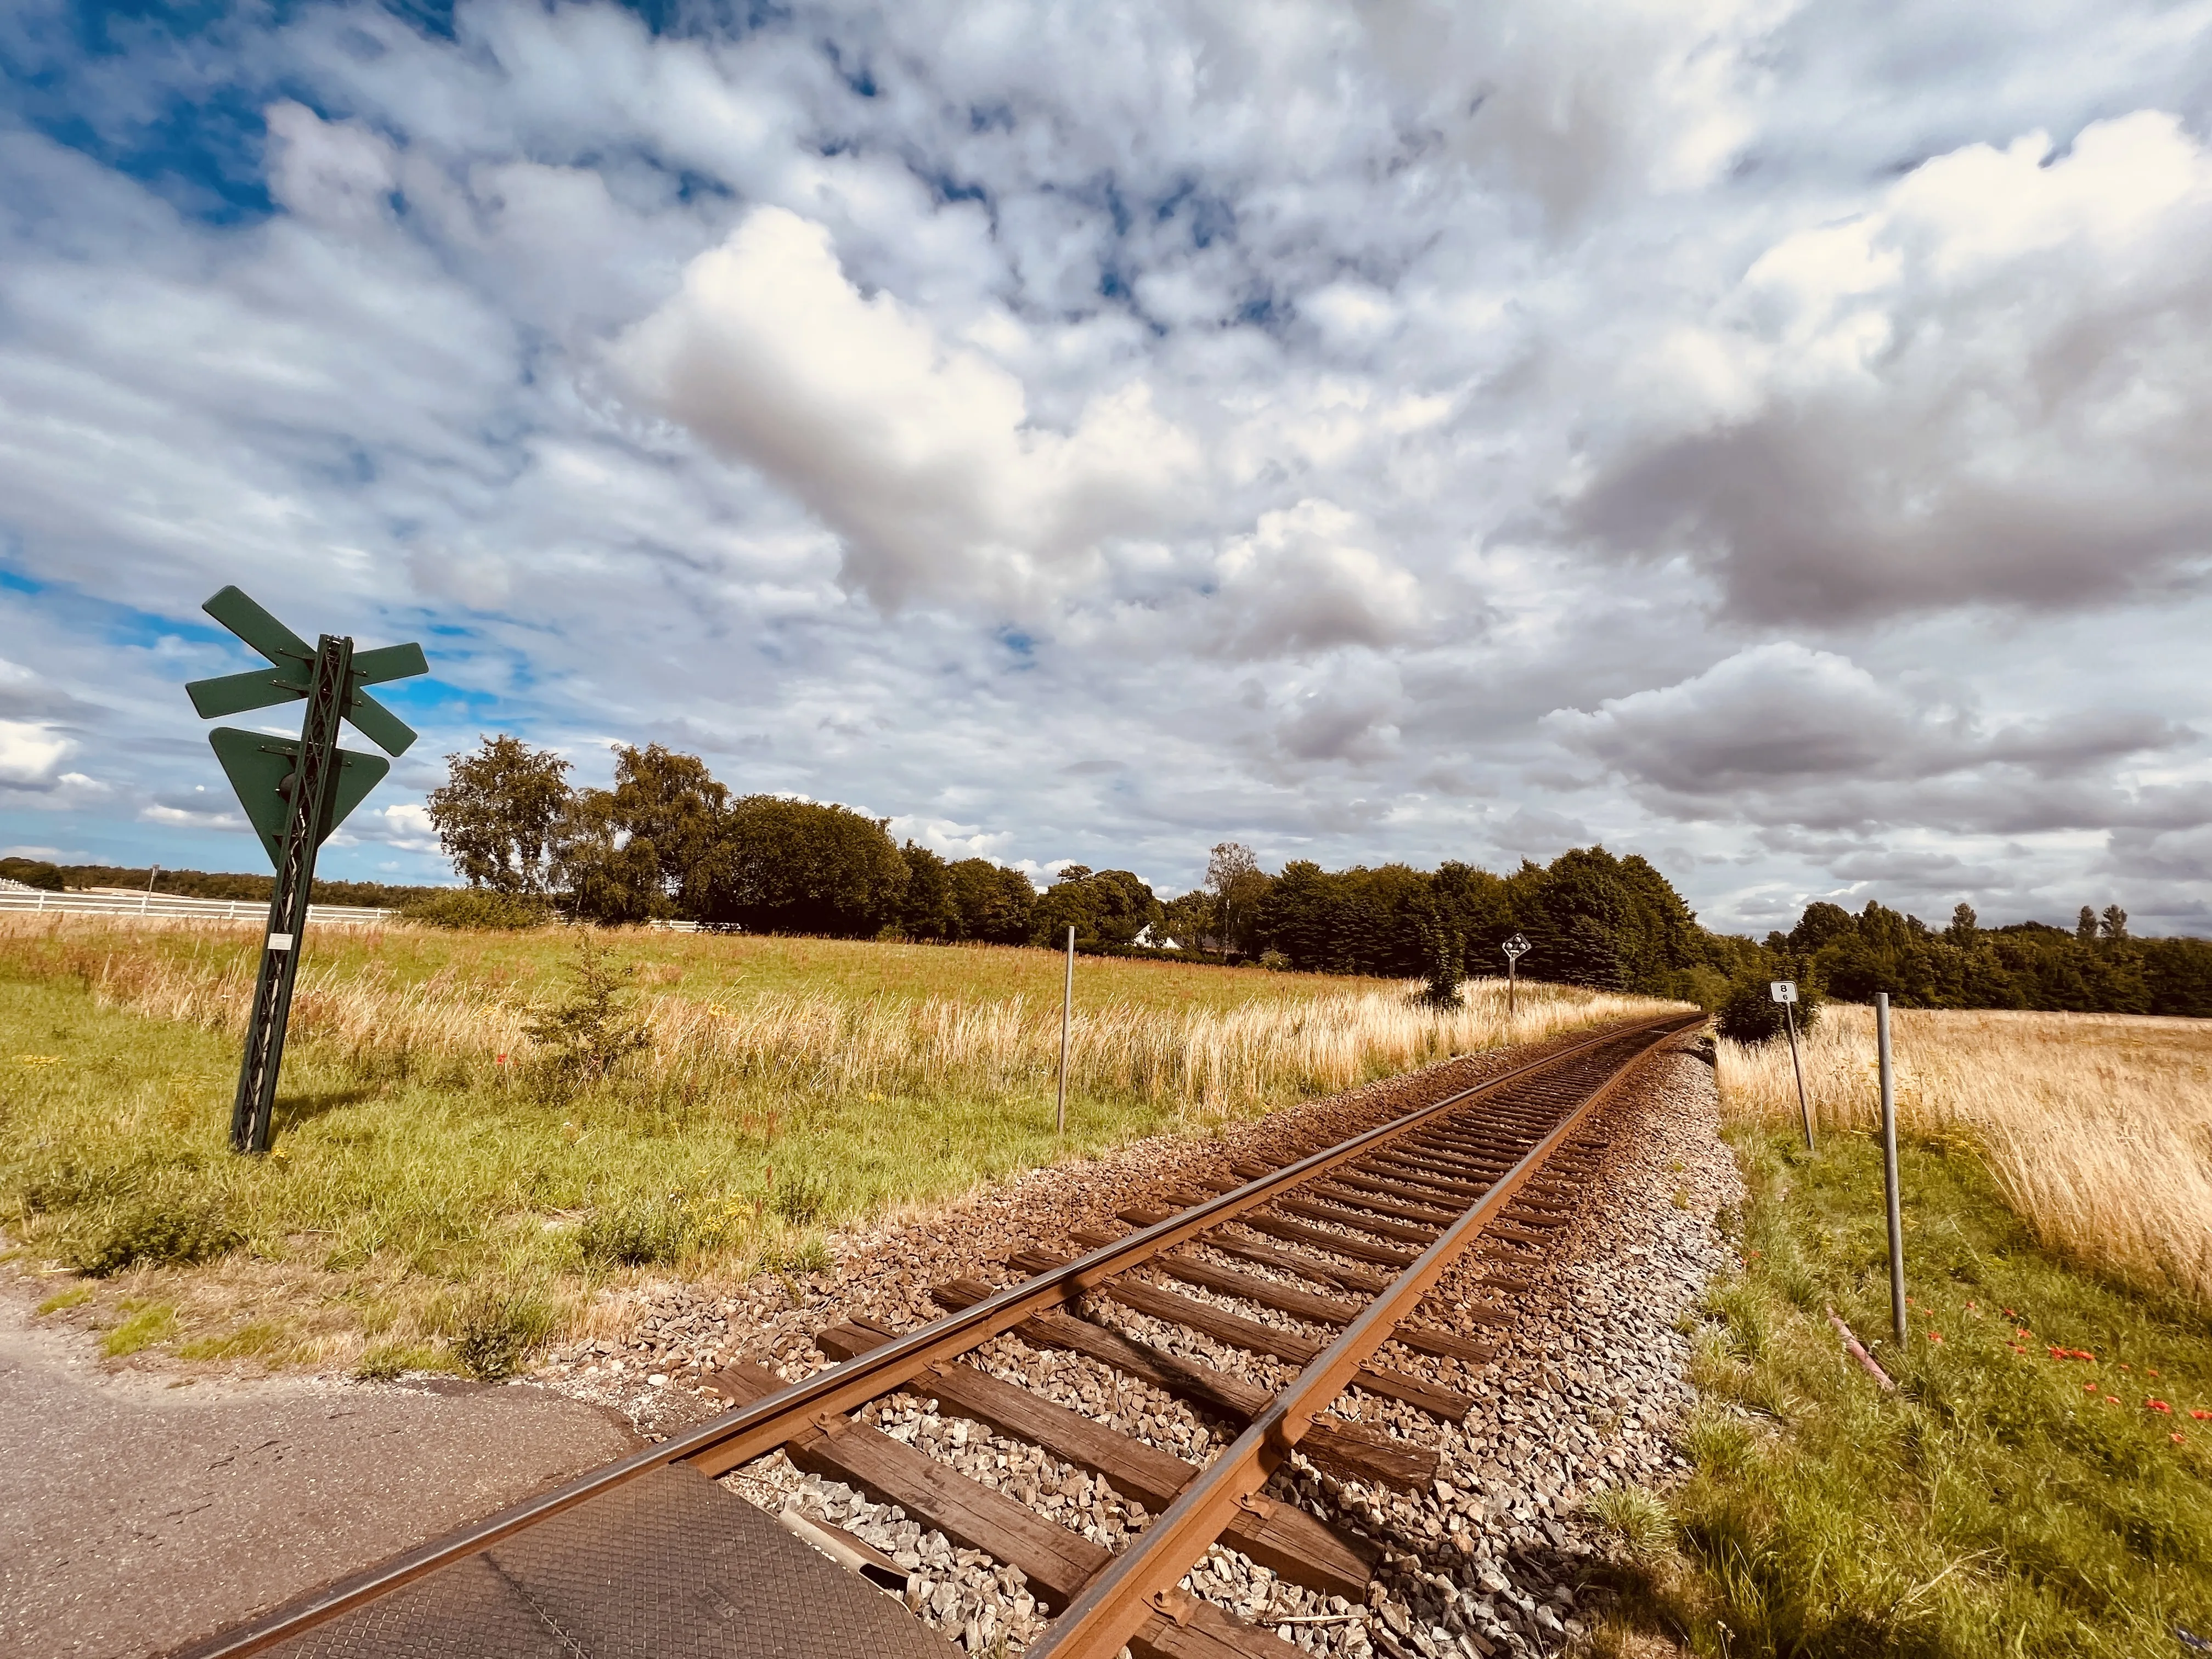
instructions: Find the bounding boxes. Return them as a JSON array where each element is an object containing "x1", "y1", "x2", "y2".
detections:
[{"x1": 0, "y1": 1289, "x2": 639, "y2": 1659}]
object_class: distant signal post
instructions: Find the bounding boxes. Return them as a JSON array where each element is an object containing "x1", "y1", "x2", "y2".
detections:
[
  {"x1": 185, "y1": 586, "x2": 427, "y2": 1153},
  {"x1": 1501, "y1": 933, "x2": 1530, "y2": 1018},
  {"x1": 1771, "y1": 979, "x2": 1813, "y2": 1151}
]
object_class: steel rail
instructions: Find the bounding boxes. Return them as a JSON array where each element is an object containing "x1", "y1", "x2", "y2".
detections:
[
  {"x1": 187, "y1": 1011, "x2": 1690, "y2": 1659},
  {"x1": 1027, "y1": 1015, "x2": 1692, "y2": 1659}
]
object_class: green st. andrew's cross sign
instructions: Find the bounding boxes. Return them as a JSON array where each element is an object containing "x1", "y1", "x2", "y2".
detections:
[{"x1": 185, "y1": 587, "x2": 428, "y2": 1152}]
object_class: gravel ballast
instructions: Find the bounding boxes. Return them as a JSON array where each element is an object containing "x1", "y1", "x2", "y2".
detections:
[{"x1": 535, "y1": 1033, "x2": 1739, "y2": 1657}]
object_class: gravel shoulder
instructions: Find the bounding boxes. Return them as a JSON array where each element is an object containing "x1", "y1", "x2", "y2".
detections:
[
  {"x1": 535, "y1": 1032, "x2": 1740, "y2": 1658},
  {"x1": 0, "y1": 1266, "x2": 639, "y2": 1659}
]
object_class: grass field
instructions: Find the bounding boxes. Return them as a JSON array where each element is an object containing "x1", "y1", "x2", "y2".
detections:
[
  {"x1": 0, "y1": 914, "x2": 1674, "y2": 1376},
  {"x1": 1717, "y1": 1005, "x2": 2212, "y2": 1305},
  {"x1": 1589, "y1": 1007, "x2": 2212, "y2": 1656}
]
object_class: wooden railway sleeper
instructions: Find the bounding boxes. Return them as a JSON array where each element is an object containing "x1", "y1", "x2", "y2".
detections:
[
  {"x1": 1005, "y1": 1248, "x2": 1473, "y2": 1419},
  {"x1": 708, "y1": 1363, "x2": 1285, "y2": 1659},
  {"x1": 811, "y1": 1317, "x2": 1376, "y2": 1601},
  {"x1": 928, "y1": 1278, "x2": 1439, "y2": 1491}
]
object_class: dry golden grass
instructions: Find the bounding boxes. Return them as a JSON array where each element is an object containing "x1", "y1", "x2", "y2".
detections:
[
  {"x1": 1716, "y1": 1004, "x2": 2212, "y2": 1303},
  {"x1": 52, "y1": 913, "x2": 1673, "y2": 1119}
]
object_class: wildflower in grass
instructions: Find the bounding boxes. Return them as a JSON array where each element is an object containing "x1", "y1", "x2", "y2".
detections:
[
  {"x1": 2085, "y1": 1382, "x2": 2101, "y2": 1393},
  {"x1": 2147, "y1": 1400, "x2": 2172, "y2": 1413},
  {"x1": 2193, "y1": 1409, "x2": 2211, "y2": 1420},
  {"x1": 2107, "y1": 1396, "x2": 2120, "y2": 1404},
  {"x1": 2148, "y1": 1369, "x2": 2160, "y2": 1378},
  {"x1": 1927, "y1": 1331, "x2": 1944, "y2": 1344},
  {"x1": 2120, "y1": 1362, "x2": 2132, "y2": 1372},
  {"x1": 2175, "y1": 1434, "x2": 2188, "y2": 1445}
]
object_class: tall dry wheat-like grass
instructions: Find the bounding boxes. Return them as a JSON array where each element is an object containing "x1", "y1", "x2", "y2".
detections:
[
  {"x1": 66, "y1": 922, "x2": 1673, "y2": 1115},
  {"x1": 1717, "y1": 1005, "x2": 2212, "y2": 1303},
  {"x1": 651, "y1": 978, "x2": 1671, "y2": 1113}
]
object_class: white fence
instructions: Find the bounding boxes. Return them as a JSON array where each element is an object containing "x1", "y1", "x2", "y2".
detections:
[{"x1": 0, "y1": 889, "x2": 394, "y2": 927}]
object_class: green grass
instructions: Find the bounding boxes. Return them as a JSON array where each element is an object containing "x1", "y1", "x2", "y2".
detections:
[
  {"x1": 0, "y1": 934, "x2": 1372, "y2": 1373},
  {"x1": 1590, "y1": 1127, "x2": 2212, "y2": 1657},
  {"x1": 101, "y1": 1299, "x2": 176, "y2": 1357}
]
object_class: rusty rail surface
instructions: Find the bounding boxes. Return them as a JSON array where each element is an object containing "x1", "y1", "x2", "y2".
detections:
[{"x1": 189, "y1": 1009, "x2": 1698, "y2": 1659}]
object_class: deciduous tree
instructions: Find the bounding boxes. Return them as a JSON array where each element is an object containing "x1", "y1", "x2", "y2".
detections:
[{"x1": 426, "y1": 735, "x2": 572, "y2": 894}]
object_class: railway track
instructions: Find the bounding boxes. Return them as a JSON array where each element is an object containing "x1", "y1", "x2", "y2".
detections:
[{"x1": 190, "y1": 1011, "x2": 1699, "y2": 1659}]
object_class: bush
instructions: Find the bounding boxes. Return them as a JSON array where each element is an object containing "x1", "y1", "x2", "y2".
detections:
[
  {"x1": 399, "y1": 889, "x2": 554, "y2": 930},
  {"x1": 522, "y1": 933, "x2": 652, "y2": 1098},
  {"x1": 0, "y1": 856, "x2": 65, "y2": 891},
  {"x1": 1587, "y1": 1482, "x2": 1674, "y2": 1563},
  {"x1": 770, "y1": 1168, "x2": 830, "y2": 1226},
  {"x1": 449, "y1": 1283, "x2": 556, "y2": 1380},
  {"x1": 1669, "y1": 964, "x2": 1734, "y2": 1012},
  {"x1": 66, "y1": 1192, "x2": 244, "y2": 1277},
  {"x1": 1418, "y1": 915, "x2": 1464, "y2": 1008},
  {"x1": 579, "y1": 1197, "x2": 688, "y2": 1267},
  {"x1": 1715, "y1": 974, "x2": 1822, "y2": 1045}
]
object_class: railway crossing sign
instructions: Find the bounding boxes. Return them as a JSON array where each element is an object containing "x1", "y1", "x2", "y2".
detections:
[
  {"x1": 1502, "y1": 934, "x2": 1530, "y2": 962},
  {"x1": 184, "y1": 586, "x2": 427, "y2": 1153},
  {"x1": 1769, "y1": 979, "x2": 1798, "y2": 1003}
]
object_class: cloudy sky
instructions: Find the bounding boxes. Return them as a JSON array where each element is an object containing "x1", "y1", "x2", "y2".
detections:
[{"x1": 4, "y1": 0, "x2": 2211, "y2": 935}]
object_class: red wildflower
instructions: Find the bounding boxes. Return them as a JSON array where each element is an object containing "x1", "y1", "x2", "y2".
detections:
[
  {"x1": 2107, "y1": 1396, "x2": 2121, "y2": 1405},
  {"x1": 2148, "y1": 1369, "x2": 2159, "y2": 1378},
  {"x1": 2147, "y1": 1400, "x2": 2173, "y2": 1414},
  {"x1": 2085, "y1": 1382, "x2": 2101, "y2": 1393},
  {"x1": 2193, "y1": 1410, "x2": 2211, "y2": 1421},
  {"x1": 2175, "y1": 1434, "x2": 2188, "y2": 1446},
  {"x1": 2120, "y1": 1363, "x2": 2132, "y2": 1373},
  {"x1": 1928, "y1": 1332, "x2": 1944, "y2": 1344}
]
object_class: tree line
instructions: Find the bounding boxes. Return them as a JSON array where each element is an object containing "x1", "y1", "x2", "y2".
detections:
[
  {"x1": 0, "y1": 857, "x2": 437, "y2": 910},
  {"x1": 1760, "y1": 899, "x2": 2212, "y2": 1019},
  {"x1": 421, "y1": 736, "x2": 1731, "y2": 994},
  {"x1": 421, "y1": 734, "x2": 2212, "y2": 1019}
]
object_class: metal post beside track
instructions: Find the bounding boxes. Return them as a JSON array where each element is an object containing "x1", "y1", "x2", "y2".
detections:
[
  {"x1": 1056, "y1": 926, "x2": 1074, "y2": 1136},
  {"x1": 1877, "y1": 992, "x2": 1906, "y2": 1345}
]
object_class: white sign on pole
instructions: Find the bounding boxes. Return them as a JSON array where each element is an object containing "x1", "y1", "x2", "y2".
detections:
[
  {"x1": 1502, "y1": 934, "x2": 1530, "y2": 961},
  {"x1": 1769, "y1": 980, "x2": 1798, "y2": 1004}
]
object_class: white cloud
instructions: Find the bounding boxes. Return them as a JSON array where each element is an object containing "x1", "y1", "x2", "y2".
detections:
[
  {"x1": 612, "y1": 205, "x2": 1200, "y2": 608},
  {"x1": 1548, "y1": 642, "x2": 2194, "y2": 837},
  {"x1": 0, "y1": 720, "x2": 75, "y2": 788},
  {"x1": 3, "y1": 0, "x2": 2210, "y2": 935}
]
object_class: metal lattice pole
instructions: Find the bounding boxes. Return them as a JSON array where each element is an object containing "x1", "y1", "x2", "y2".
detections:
[{"x1": 230, "y1": 634, "x2": 353, "y2": 1154}]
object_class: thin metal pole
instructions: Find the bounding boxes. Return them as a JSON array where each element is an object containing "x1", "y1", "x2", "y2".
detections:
[
  {"x1": 1056, "y1": 926, "x2": 1074, "y2": 1136},
  {"x1": 1506, "y1": 958, "x2": 1516, "y2": 1019},
  {"x1": 1785, "y1": 1000, "x2": 1813, "y2": 1152},
  {"x1": 1877, "y1": 992, "x2": 1905, "y2": 1345}
]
